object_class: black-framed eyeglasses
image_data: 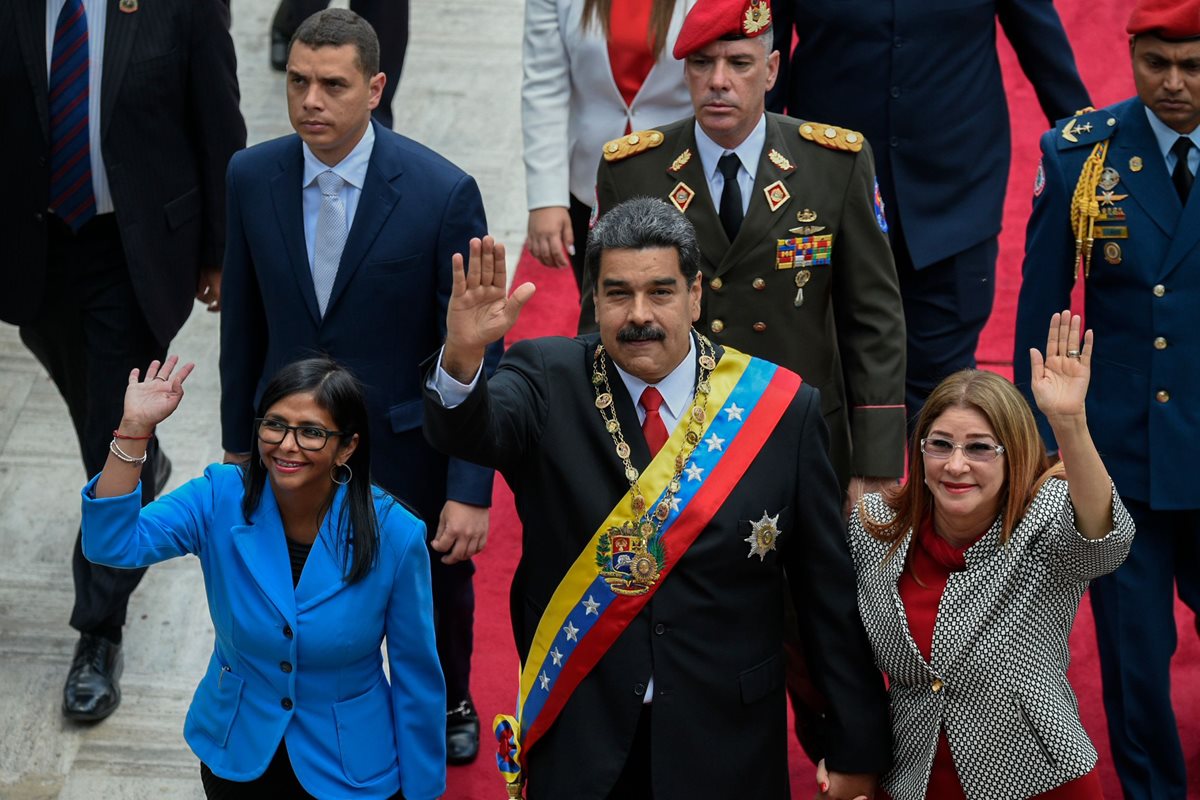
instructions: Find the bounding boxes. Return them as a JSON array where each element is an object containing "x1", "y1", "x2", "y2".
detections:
[
  {"x1": 920, "y1": 437, "x2": 1006, "y2": 463},
  {"x1": 255, "y1": 418, "x2": 346, "y2": 451}
]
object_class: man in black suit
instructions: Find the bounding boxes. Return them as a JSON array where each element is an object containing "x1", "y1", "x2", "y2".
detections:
[
  {"x1": 0, "y1": 0, "x2": 245, "y2": 720},
  {"x1": 424, "y1": 198, "x2": 889, "y2": 799}
]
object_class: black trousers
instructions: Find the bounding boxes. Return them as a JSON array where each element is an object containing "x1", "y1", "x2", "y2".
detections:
[
  {"x1": 429, "y1": 554, "x2": 475, "y2": 706},
  {"x1": 567, "y1": 195, "x2": 592, "y2": 295},
  {"x1": 201, "y1": 740, "x2": 405, "y2": 798},
  {"x1": 607, "y1": 704, "x2": 652, "y2": 800},
  {"x1": 19, "y1": 214, "x2": 165, "y2": 635},
  {"x1": 272, "y1": 0, "x2": 409, "y2": 130}
]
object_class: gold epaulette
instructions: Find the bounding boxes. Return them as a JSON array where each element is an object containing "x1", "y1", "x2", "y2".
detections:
[
  {"x1": 602, "y1": 130, "x2": 665, "y2": 162},
  {"x1": 1069, "y1": 139, "x2": 1110, "y2": 278},
  {"x1": 798, "y1": 122, "x2": 864, "y2": 153}
]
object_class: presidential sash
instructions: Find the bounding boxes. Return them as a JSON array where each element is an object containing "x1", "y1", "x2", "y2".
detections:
[{"x1": 494, "y1": 349, "x2": 802, "y2": 795}]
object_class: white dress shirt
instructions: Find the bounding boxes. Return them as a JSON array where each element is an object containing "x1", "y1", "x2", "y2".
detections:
[
  {"x1": 1144, "y1": 105, "x2": 1200, "y2": 178},
  {"x1": 301, "y1": 123, "x2": 375, "y2": 271},
  {"x1": 694, "y1": 114, "x2": 766, "y2": 217},
  {"x1": 45, "y1": 0, "x2": 112, "y2": 215}
]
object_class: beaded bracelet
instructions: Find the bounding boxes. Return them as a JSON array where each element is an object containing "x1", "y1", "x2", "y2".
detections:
[
  {"x1": 112, "y1": 429, "x2": 153, "y2": 441},
  {"x1": 109, "y1": 438, "x2": 148, "y2": 465}
]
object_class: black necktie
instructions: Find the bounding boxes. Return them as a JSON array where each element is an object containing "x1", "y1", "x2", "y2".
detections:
[
  {"x1": 1171, "y1": 136, "x2": 1194, "y2": 204},
  {"x1": 717, "y1": 153, "x2": 743, "y2": 242}
]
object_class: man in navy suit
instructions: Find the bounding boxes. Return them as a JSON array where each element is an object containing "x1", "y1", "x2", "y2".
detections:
[
  {"x1": 769, "y1": 0, "x2": 1090, "y2": 424},
  {"x1": 1014, "y1": 0, "x2": 1200, "y2": 795},
  {"x1": 219, "y1": 8, "x2": 499, "y2": 765}
]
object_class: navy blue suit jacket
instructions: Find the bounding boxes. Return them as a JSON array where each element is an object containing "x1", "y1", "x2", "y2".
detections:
[
  {"x1": 220, "y1": 122, "x2": 499, "y2": 521},
  {"x1": 1014, "y1": 99, "x2": 1200, "y2": 511},
  {"x1": 770, "y1": 0, "x2": 1089, "y2": 268}
]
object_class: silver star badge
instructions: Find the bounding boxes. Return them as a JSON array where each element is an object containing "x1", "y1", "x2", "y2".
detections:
[
  {"x1": 724, "y1": 402, "x2": 744, "y2": 421},
  {"x1": 744, "y1": 511, "x2": 782, "y2": 561},
  {"x1": 550, "y1": 647, "x2": 563, "y2": 666},
  {"x1": 582, "y1": 595, "x2": 600, "y2": 615},
  {"x1": 705, "y1": 433, "x2": 725, "y2": 452},
  {"x1": 564, "y1": 620, "x2": 579, "y2": 642},
  {"x1": 685, "y1": 463, "x2": 704, "y2": 482},
  {"x1": 538, "y1": 671, "x2": 551, "y2": 690}
]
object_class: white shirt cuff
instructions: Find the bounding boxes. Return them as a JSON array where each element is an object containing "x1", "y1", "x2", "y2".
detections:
[{"x1": 427, "y1": 348, "x2": 483, "y2": 408}]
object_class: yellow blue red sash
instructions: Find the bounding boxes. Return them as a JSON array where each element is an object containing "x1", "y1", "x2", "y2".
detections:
[{"x1": 494, "y1": 349, "x2": 802, "y2": 794}]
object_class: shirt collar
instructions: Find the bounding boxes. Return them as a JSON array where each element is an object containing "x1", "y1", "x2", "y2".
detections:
[
  {"x1": 302, "y1": 121, "x2": 375, "y2": 189},
  {"x1": 694, "y1": 114, "x2": 767, "y2": 181},
  {"x1": 613, "y1": 333, "x2": 697, "y2": 420},
  {"x1": 1143, "y1": 104, "x2": 1200, "y2": 163}
]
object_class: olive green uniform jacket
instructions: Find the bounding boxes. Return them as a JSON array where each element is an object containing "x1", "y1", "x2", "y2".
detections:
[{"x1": 581, "y1": 113, "x2": 907, "y2": 485}]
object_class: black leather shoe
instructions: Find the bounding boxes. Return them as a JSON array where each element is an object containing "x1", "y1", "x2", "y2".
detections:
[
  {"x1": 270, "y1": 29, "x2": 288, "y2": 72},
  {"x1": 63, "y1": 633, "x2": 123, "y2": 722},
  {"x1": 446, "y1": 697, "x2": 480, "y2": 765}
]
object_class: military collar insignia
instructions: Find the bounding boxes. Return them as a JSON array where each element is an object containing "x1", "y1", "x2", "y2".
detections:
[
  {"x1": 668, "y1": 149, "x2": 693, "y2": 173},
  {"x1": 767, "y1": 149, "x2": 794, "y2": 172},
  {"x1": 763, "y1": 180, "x2": 790, "y2": 212},
  {"x1": 669, "y1": 181, "x2": 695, "y2": 213}
]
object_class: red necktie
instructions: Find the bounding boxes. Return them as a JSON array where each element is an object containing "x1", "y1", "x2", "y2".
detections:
[{"x1": 639, "y1": 387, "x2": 669, "y2": 457}]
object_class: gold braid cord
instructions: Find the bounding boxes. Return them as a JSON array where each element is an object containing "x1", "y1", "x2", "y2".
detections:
[{"x1": 1069, "y1": 139, "x2": 1109, "y2": 278}]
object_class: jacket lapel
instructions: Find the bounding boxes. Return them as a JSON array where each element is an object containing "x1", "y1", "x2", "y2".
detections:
[
  {"x1": 295, "y1": 485, "x2": 354, "y2": 612},
  {"x1": 100, "y1": 0, "x2": 138, "y2": 145},
  {"x1": 270, "y1": 141, "x2": 322, "y2": 324},
  {"x1": 664, "y1": 122, "x2": 728, "y2": 271},
  {"x1": 717, "y1": 115, "x2": 796, "y2": 273},
  {"x1": 883, "y1": 535, "x2": 930, "y2": 670},
  {"x1": 324, "y1": 120, "x2": 403, "y2": 316},
  {"x1": 14, "y1": 0, "x2": 49, "y2": 142},
  {"x1": 231, "y1": 487, "x2": 297, "y2": 625},
  {"x1": 931, "y1": 516, "x2": 1006, "y2": 672},
  {"x1": 1109, "y1": 101, "x2": 1179, "y2": 241}
]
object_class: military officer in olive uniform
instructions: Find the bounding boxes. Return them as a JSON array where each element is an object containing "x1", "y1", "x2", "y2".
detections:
[
  {"x1": 1013, "y1": 1, "x2": 1200, "y2": 795},
  {"x1": 580, "y1": 0, "x2": 906, "y2": 496}
]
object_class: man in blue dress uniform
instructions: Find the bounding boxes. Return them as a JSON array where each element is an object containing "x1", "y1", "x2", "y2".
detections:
[{"x1": 1014, "y1": 0, "x2": 1200, "y2": 795}]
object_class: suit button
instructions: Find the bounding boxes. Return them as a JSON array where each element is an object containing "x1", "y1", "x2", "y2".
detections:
[
  {"x1": 281, "y1": 697, "x2": 293, "y2": 710},
  {"x1": 752, "y1": 278, "x2": 766, "y2": 290},
  {"x1": 1153, "y1": 284, "x2": 1166, "y2": 297},
  {"x1": 890, "y1": 136, "x2": 900, "y2": 148},
  {"x1": 710, "y1": 319, "x2": 725, "y2": 334},
  {"x1": 752, "y1": 322, "x2": 767, "y2": 333},
  {"x1": 893, "y1": 36, "x2": 904, "y2": 48},
  {"x1": 931, "y1": 678, "x2": 944, "y2": 693},
  {"x1": 710, "y1": 277, "x2": 723, "y2": 290},
  {"x1": 280, "y1": 661, "x2": 293, "y2": 673},
  {"x1": 633, "y1": 683, "x2": 646, "y2": 696},
  {"x1": 1154, "y1": 336, "x2": 1168, "y2": 350},
  {"x1": 654, "y1": 623, "x2": 666, "y2": 635},
  {"x1": 34, "y1": 212, "x2": 45, "y2": 223},
  {"x1": 282, "y1": 624, "x2": 293, "y2": 639},
  {"x1": 1157, "y1": 390, "x2": 1170, "y2": 403},
  {"x1": 890, "y1": 86, "x2": 902, "y2": 99}
]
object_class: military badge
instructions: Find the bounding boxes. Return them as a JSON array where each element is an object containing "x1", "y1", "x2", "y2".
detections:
[
  {"x1": 776, "y1": 235, "x2": 832, "y2": 270},
  {"x1": 1130, "y1": 156, "x2": 1144, "y2": 172},
  {"x1": 742, "y1": 0, "x2": 771, "y2": 35},
  {"x1": 596, "y1": 526, "x2": 664, "y2": 596},
  {"x1": 1060, "y1": 117, "x2": 1093, "y2": 144},
  {"x1": 1094, "y1": 226, "x2": 1127, "y2": 239},
  {"x1": 796, "y1": 208, "x2": 818, "y2": 223},
  {"x1": 1103, "y1": 242, "x2": 1122, "y2": 264},
  {"x1": 1099, "y1": 167, "x2": 1121, "y2": 191},
  {"x1": 873, "y1": 178, "x2": 888, "y2": 232},
  {"x1": 1033, "y1": 159, "x2": 1046, "y2": 198},
  {"x1": 669, "y1": 181, "x2": 696, "y2": 213},
  {"x1": 119, "y1": 0, "x2": 138, "y2": 12},
  {"x1": 1098, "y1": 190, "x2": 1128, "y2": 207},
  {"x1": 763, "y1": 180, "x2": 790, "y2": 212},
  {"x1": 744, "y1": 511, "x2": 782, "y2": 561},
  {"x1": 788, "y1": 225, "x2": 826, "y2": 236},
  {"x1": 768, "y1": 149, "x2": 794, "y2": 172},
  {"x1": 669, "y1": 149, "x2": 693, "y2": 173}
]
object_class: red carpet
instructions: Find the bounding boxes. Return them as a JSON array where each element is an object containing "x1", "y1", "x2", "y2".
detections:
[{"x1": 446, "y1": 6, "x2": 1200, "y2": 796}]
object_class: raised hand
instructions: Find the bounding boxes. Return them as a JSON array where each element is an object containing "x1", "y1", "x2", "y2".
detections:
[
  {"x1": 442, "y1": 236, "x2": 535, "y2": 382},
  {"x1": 1029, "y1": 310, "x2": 1092, "y2": 421},
  {"x1": 120, "y1": 356, "x2": 196, "y2": 436}
]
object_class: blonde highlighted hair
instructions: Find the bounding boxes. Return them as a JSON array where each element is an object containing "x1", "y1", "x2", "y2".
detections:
[{"x1": 861, "y1": 370, "x2": 1063, "y2": 560}]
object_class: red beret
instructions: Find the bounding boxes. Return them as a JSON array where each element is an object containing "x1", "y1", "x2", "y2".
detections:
[
  {"x1": 673, "y1": 0, "x2": 773, "y2": 60},
  {"x1": 1127, "y1": 0, "x2": 1200, "y2": 40}
]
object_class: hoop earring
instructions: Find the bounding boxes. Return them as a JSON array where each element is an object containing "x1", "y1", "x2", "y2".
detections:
[{"x1": 331, "y1": 463, "x2": 353, "y2": 486}]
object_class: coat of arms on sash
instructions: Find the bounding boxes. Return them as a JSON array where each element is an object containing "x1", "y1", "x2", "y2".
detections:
[{"x1": 596, "y1": 523, "x2": 665, "y2": 596}]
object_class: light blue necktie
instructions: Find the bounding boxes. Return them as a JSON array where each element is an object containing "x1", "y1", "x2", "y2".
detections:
[{"x1": 312, "y1": 170, "x2": 347, "y2": 316}]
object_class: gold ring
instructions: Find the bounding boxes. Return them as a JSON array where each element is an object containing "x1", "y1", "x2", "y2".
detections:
[{"x1": 1066, "y1": 350, "x2": 1081, "y2": 359}]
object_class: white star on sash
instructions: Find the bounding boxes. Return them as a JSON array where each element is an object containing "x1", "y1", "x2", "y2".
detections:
[
  {"x1": 538, "y1": 671, "x2": 551, "y2": 690},
  {"x1": 550, "y1": 647, "x2": 563, "y2": 666},
  {"x1": 705, "y1": 433, "x2": 725, "y2": 452},
  {"x1": 564, "y1": 620, "x2": 580, "y2": 641},
  {"x1": 669, "y1": 496, "x2": 681, "y2": 512},
  {"x1": 724, "y1": 402, "x2": 744, "y2": 421},
  {"x1": 685, "y1": 463, "x2": 704, "y2": 482},
  {"x1": 582, "y1": 595, "x2": 600, "y2": 615}
]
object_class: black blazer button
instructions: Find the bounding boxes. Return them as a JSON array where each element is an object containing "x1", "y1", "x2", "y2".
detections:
[
  {"x1": 283, "y1": 624, "x2": 293, "y2": 639},
  {"x1": 654, "y1": 623, "x2": 666, "y2": 635},
  {"x1": 281, "y1": 697, "x2": 293, "y2": 710},
  {"x1": 280, "y1": 661, "x2": 293, "y2": 673},
  {"x1": 633, "y1": 683, "x2": 646, "y2": 696}
]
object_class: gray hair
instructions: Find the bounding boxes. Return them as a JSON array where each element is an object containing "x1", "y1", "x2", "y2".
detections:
[
  {"x1": 291, "y1": 9, "x2": 381, "y2": 77},
  {"x1": 585, "y1": 197, "x2": 701, "y2": 287}
]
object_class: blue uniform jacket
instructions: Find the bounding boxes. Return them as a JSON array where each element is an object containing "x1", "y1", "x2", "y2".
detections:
[
  {"x1": 81, "y1": 464, "x2": 446, "y2": 799},
  {"x1": 1014, "y1": 98, "x2": 1200, "y2": 511}
]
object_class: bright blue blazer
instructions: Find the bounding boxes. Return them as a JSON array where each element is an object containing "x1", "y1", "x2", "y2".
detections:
[{"x1": 81, "y1": 464, "x2": 446, "y2": 800}]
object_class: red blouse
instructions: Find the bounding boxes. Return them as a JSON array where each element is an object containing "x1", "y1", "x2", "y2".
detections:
[
  {"x1": 607, "y1": 0, "x2": 656, "y2": 112},
  {"x1": 893, "y1": 516, "x2": 1102, "y2": 800}
]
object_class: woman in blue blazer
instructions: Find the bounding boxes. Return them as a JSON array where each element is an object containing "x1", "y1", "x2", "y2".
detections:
[{"x1": 81, "y1": 356, "x2": 445, "y2": 800}]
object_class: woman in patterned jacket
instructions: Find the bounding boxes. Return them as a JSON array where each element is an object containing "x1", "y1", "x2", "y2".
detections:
[{"x1": 825, "y1": 311, "x2": 1134, "y2": 800}]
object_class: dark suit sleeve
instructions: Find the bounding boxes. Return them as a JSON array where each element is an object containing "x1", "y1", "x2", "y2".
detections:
[
  {"x1": 434, "y1": 174, "x2": 501, "y2": 506},
  {"x1": 996, "y1": 0, "x2": 1090, "y2": 124},
  {"x1": 219, "y1": 157, "x2": 268, "y2": 454},
  {"x1": 576, "y1": 155, "x2": 621, "y2": 333},
  {"x1": 785, "y1": 385, "x2": 891, "y2": 773},
  {"x1": 1013, "y1": 132, "x2": 1077, "y2": 451},
  {"x1": 832, "y1": 142, "x2": 907, "y2": 478},
  {"x1": 186, "y1": 0, "x2": 246, "y2": 267}
]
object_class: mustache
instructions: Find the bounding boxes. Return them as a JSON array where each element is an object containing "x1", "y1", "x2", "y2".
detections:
[
  {"x1": 699, "y1": 93, "x2": 737, "y2": 107},
  {"x1": 617, "y1": 324, "x2": 666, "y2": 343}
]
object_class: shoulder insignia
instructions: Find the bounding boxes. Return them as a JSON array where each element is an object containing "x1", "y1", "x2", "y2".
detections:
[
  {"x1": 798, "y1": 122, "x2": 864, "y2": 153},
  {"x1": 602, "y1": 130, "x2": 665, "y2": 162},
  {"x1": 1055, "y1": 107, "x2": 1117, "y2": 151}
]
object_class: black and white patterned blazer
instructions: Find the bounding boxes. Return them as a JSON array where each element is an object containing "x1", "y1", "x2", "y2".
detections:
[{"x1": 848, "y1": 479, "x2": 1134, "y2": 799}]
